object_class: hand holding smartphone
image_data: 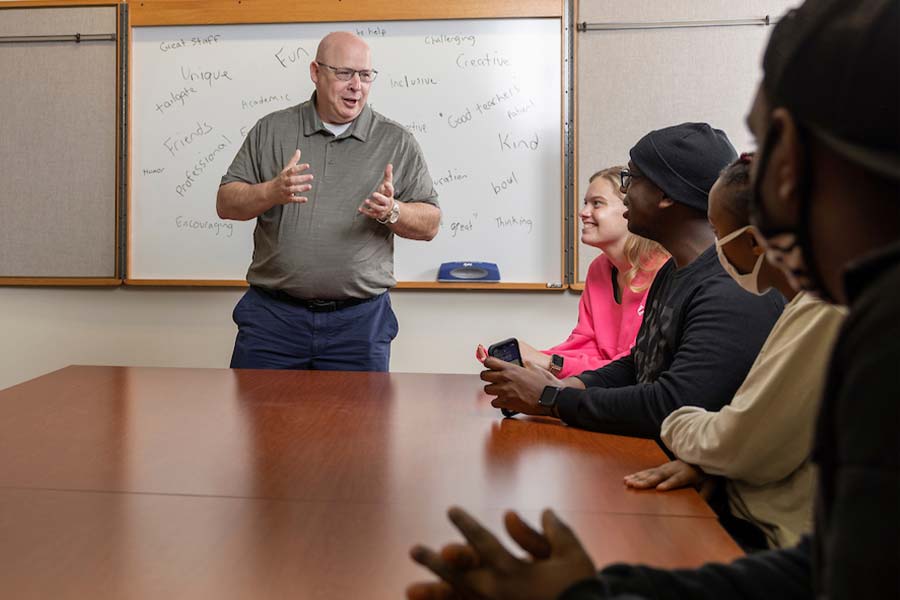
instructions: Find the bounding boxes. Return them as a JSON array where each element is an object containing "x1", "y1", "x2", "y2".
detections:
[{"x1": 487, "y1": 337, "x2": 522, "y2": 418}]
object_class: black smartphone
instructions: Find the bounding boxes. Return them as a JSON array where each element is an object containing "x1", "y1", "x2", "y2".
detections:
[{"x1": 487, "y1": 337, "x2": 522, "y2": 418}]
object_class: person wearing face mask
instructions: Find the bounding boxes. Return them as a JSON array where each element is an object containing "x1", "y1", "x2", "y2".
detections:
[
  {"x1": 405, "y1": 1, "x2": 898, "y2": 598},
  {"x1": 624, "y1": 155, "x2": 846, "y2": 552},
  {"x1": 217, "y1": 31, "x2": 441, "y2": 372},
  {"x1": 475, "y1": 166, "x2": 668, "y2": 378}
]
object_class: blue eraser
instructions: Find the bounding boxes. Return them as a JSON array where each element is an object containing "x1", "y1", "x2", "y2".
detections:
[{"x1": 438, "y1": 261, "x2": 500, "y2": 282}]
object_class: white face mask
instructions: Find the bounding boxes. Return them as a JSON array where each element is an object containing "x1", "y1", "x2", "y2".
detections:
[
  {"x1": 761, "y1": 231, "x2": 808, "y2": 293},
  {"x1": 715, "y1": 225, "x2": 766, "y2": 295}
]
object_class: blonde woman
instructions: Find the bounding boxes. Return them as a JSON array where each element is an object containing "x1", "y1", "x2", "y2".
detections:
[{"x1": 478, "y1": 166, "x2": 668, "y2": 378}]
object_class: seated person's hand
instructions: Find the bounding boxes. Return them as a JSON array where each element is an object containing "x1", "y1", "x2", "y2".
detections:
[
  {"x1": 481, "y1": 357, "x2": 562, "y2": 416},
  {"x1": 407, "y1": 507, "x2": 596, "y2": 600},
  {"x1": 474, "y1": 342, "x2": 551, "y2": 372},
  {"x1": 475, "y1": 344, "x2": 488, "y2": 363},
  {"x1": 623, "y1": 459, "x2": 706, "y2": 492},
  {"x1": 516, "y1": 340, "x2": 552, "y2": 371}
]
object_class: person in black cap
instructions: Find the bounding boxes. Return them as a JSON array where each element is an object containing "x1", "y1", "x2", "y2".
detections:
[
  {"x1": 479, "y1": 122, "x2": 784, "y2": 439},
  {"x1": 405, "y1": 0, "x2": 899, "y2": 598}
]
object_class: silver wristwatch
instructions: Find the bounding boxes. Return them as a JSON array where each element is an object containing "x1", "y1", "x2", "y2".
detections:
[{"x1": 377, "y1": 200, "x2": 400, "y2": 225}]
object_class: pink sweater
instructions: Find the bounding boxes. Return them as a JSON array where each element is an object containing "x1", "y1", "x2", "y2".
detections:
[{"x1": 544, "y1": 254, "x2": 657, "y2": 378}]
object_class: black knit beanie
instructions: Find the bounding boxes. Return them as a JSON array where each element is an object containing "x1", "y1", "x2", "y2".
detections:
[{"x1": 629, "y1": 122, "x2": 737, "y2": 212}]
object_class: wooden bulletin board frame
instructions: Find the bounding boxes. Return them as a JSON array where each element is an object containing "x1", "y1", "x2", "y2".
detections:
[
  {"x1": 0, "y1": 0, "x2": 125, "y2": 287},
  {"x1": 570, "y1": 0, "x2": 585, "y2": 292},
  {"x1": 126, "y1": 0, "x2": 569, "y2": 291}
]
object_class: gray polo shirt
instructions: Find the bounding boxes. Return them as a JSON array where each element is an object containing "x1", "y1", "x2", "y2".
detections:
[{"x1": 221, "y1": 93, "x2": 439, "y2": 299}]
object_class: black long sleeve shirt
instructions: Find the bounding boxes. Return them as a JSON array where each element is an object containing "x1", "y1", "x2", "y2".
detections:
[
  {"x1": 561, "y1": 539, "x2": 812, "y2": 600},
  {"x1": 555, "y1": 245, "x2": 785, "y2": 438}
]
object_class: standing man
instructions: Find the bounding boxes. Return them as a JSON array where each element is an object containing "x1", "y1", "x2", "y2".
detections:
[{"x1": 217, "y1": 31, "x2": 441, "y2": 372}]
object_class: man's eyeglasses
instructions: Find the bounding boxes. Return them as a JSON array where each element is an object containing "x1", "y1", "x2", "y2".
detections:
[
  {"x1": 619, "y1": 168, "x2": 644, "y2": 191},
  {"x1": 316, "y1": 62, "x2": 378, "y2": 83}
]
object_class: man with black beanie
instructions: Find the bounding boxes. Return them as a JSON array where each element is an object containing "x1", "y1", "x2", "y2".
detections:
[
  {"x1": 406, "y1": 0, "x2": 899, "y2": 598},
  {"x1": 480, "y1": 122, "x2": 785, "y2": 439}
]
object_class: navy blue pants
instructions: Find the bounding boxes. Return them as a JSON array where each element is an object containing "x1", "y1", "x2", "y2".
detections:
[{"x1": 229, "y1": 287, "x2": 398, "y2": 372}]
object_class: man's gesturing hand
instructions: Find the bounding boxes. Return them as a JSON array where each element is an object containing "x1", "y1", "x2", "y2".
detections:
[
  {"x1": 360, "y1": 163, "x2": 397, "y2": 222},
  {"x1": 266, "y1": 149, "x2": 314, "y2": 206}
]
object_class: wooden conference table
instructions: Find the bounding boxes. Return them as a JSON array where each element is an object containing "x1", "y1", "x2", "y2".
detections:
[{"x1": 0, "y1": 366, "x2": 742, "y2": 599}]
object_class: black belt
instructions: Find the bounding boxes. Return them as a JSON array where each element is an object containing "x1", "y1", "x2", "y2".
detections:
[{"x1": 254, "y1": 286, "x2": 375, "y2": 312}]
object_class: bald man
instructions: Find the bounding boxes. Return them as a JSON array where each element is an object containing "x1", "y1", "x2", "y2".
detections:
[{"x1": 218, "y1": 31, "x2": 441, "y2": 372}]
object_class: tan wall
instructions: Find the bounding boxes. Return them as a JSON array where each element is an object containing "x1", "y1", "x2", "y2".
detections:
[{"x1": 0, "y1": 287, "x2": 579, "y2": 389}]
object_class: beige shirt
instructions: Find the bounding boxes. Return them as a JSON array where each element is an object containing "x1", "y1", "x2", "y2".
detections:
[{"x1": 661, "y1": 292, "x2": 846, "y2": 548}]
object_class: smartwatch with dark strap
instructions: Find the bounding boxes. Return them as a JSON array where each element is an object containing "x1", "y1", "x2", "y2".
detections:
[
  {"x1": 538, "y1": 385, "x2": 563, "y2": 417},
  {"x1": 548, "y1": 354, "x2": 564, "y2": 376}
]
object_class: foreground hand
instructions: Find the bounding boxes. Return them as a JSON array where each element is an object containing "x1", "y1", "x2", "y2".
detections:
[
  {"x1": 266, "y1": 149, "x2": 313, "y2": 205},
  {"x1": 408, "y1": 507, "x2": 596, "y2": 600},
  {"x1": 624, "y1": 459, "x2": 706, "y2": 491},
  {"x1": 359, "y1": 163, "x2": 396, "y2": 221},
  {"x1": 481, "y1": 357, "x2": 561, "y2": 416}
]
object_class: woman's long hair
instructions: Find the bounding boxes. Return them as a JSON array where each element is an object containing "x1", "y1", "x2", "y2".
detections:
[{"x1": 588, "y1": 166, "x2": 669, "y2": 292}]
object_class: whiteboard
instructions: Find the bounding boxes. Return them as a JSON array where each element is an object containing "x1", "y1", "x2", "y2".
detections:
[{"x1": 130, "y1": 19, "x2": 562, "y2": 285}]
